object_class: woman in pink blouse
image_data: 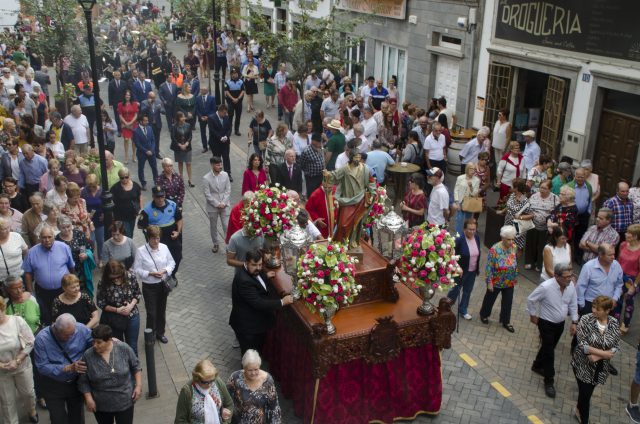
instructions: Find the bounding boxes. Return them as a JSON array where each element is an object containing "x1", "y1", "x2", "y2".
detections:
[
  {"x1": 241, "y1": 153, "x2": 268, "y2": 195},
  {"x1": 614, "y1": 224, "x2": 640, "y2": 333}
]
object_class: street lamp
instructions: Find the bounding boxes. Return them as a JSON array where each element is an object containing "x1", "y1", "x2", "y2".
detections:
[
  {"x1": 211, "y1": 0, "x2": 221, "y2": 105},
  {"x1": 78, "y1": 0, "x2": 114, "y2": 230}
]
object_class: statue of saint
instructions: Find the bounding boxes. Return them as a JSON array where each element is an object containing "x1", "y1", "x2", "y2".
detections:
[{"x1": 323, "y1": 146, "x2": 376, "y2": 249}]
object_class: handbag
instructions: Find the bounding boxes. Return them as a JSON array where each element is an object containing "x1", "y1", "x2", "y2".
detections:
[
  {"x1": 461, "y1": 196, "x2": 483, "y2": 213},
  {"x1": 513, "y1": 201, "x2": 534, "y2": 235},
  {"x1": 100, "y1": 310, "x2": 129, "y2": 332},
  {"x1": 145, "y1": 245, "x2": 178, "y2": 294},
  {"x1": 0, "y1": 244, "x2": 10, "y2": 283}
]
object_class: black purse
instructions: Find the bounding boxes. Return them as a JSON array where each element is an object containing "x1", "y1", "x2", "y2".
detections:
[
  {"x1": 100, "y1": 310, "x2": 129, "y2": 332},
  {"x1": 145, "y1": 245, "x2": 178, "y2": 294}
]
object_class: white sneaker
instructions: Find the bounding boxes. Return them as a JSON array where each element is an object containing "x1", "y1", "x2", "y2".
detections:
[{"x1": 463, "y1": 313, "x2": 472, "y2": 320}]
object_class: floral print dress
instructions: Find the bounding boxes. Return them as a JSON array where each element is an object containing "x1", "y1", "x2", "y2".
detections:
[{"x1": 227, "y1": 370, "x2": 281, "y2": 424}]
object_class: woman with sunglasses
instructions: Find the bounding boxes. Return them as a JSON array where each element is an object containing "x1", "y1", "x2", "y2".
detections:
[{"x1": 175, "y1": 359, "x2": 233, "y2": 423}]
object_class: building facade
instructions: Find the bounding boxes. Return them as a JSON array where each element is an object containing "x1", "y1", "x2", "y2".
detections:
[{"x1": 473, "y1": 0, "x2": 640, "y2": 199}]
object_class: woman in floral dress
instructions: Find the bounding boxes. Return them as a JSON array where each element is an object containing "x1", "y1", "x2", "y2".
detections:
[
  {"x1": 479, "y1": 225, "x2": 519, "y2": 333},
  {"x1": 227, "y1": 349, "x2": 281, "y2": 424}
]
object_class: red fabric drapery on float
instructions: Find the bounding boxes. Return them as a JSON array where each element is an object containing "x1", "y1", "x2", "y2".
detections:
[{"x1": 264, "y1": 314, "x2": 442, "y2": 424}]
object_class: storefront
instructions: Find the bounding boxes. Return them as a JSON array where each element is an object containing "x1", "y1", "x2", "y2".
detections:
[{"x1": 475, "y1": 0, "x2": 640, "y2": 199}]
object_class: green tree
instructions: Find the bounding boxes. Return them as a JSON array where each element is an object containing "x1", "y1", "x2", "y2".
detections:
[{"x1": 240, "y1": 0, "x2": 365, "y2": 115}]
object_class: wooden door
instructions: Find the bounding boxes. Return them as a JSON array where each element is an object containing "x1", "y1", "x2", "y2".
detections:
[
  {"x1": 594, "y1": 110, "x2": 640, "y2": 201},
  {"x1": 540, "y1": 76, "x2": 567, "y2": 159},
  {"x1": 483, "y1": 63, "x2": 512, "y2": 129}
]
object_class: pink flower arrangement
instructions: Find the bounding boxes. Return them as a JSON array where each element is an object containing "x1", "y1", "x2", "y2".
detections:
[
  {"x1": 241, "y1": 184, "x2": 299, "y2": 238},
  {"x1": 397, "y1": 223, "x2": 462, "y2": 290},
  {"x1": 363, "y1": 184, "x2": 388, "y2": 228},
  {"x1": 297, "y1": 241, "x2": 361, "y2": 314}
]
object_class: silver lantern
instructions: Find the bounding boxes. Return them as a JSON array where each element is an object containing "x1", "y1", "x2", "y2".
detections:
[
  {"x1": 376, "y1": 211, "x2": 409, "y2": 260},
  {"x1": 280, "y1": 225, "x2": 313, "y2": 300}
]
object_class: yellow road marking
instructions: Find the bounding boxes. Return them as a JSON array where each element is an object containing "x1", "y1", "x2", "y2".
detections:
[
  {"x1": 491, "y1": 381, "x2": 511, "y2": 397},
  {"x1": 459, "y1": 353, "x2": 477, "y2": 367},
  {"x1": 528, "y1": 415, "x2": 544, "y2": 424}
]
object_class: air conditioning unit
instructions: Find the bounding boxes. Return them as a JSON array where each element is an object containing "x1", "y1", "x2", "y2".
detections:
[{"x1": 562, "y1": 130, "x2": 585, "y2": 160}]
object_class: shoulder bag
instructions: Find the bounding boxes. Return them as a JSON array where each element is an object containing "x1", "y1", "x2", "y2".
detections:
[
  {"x1": 461, "y1": 196, "x2": 483, "y2": 213},
  {"x1": 513, "y1": 201, "x2": 534, "y2": 235},
  {"x1": 145, "y1": 245, "x2": 178, "y2": 294},
  {"x1": 0, "y1": 244, "x2": 10, "y2": 284}
]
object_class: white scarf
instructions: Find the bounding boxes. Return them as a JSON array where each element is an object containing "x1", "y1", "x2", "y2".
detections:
[{"x1": 194, "y1": 383, "x2": 221, "y2": 424}]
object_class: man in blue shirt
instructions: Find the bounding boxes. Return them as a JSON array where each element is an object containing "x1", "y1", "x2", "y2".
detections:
[
  {"x1": 18, "y1": 144, "x2": 48, "y2": 197},
  {"x1": 566, "y1": 167, "x2": 593, "y2": 263},
  {"x1": 522, "y1": 130, "x2": 541, "y2": 172},
  {"x1": 368, "y1": 79, "x2": 389, "y2": 111},
  {"x1": 23, "y1": 226, "x2": 75, "y2": 325},
  {"x1": 365, "y1": 140, "x2": 395, "y2": 184},
  {"x1": 35, "y1": 313, "x2": 92, "y2": 424}
]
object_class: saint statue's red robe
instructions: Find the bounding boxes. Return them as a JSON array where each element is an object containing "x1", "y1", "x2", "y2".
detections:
[
  {"x1": 305, "y1": 185, "x2": 336, "y2": 239},
  {"x1": 225, "y1": 200, "x2": 245, "y2": 244}
]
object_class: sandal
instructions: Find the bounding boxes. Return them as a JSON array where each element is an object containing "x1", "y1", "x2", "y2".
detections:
[{"x1": 503, "y1": 323, "x2": 515, "y2": 333}]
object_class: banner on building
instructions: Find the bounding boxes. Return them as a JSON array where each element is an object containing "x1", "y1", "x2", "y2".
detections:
[
  {"x1": 337, "y1": 0, "x2": 407, "y2": 20},
  {"x1": 494, "y1": 0, "x2": 640, "y2": 62}
]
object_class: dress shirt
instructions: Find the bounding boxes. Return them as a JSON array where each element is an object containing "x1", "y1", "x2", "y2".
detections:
[
  {"x1": 459, "y1": 138, "x2": 485, "y2": 164},
  {"x1": 19, "y1": 154, "x2": 48, "y2": 188},
  {"x1": 34, "y1": 324, "x2": 93, "y2": 382},
  {"x1": 603, "y1": 195, "x2": 634, "y2": 233},
  {"x1": 576, "y1": 258, "x2": 624, "y2": 306},
  {"x1": 423, "y1": 133, "x2": 446, "y2": 161},
  {"x1": 523, "y1": 141, "x2": 540, "y2": 171},
  {"x1": 362, "y1": 117, "x2": 378, "y2": 141},
  {"x1": 574, "y1": 183, "x2": 591, "y2": 214},
  {"x1": 203, "y1": 170, "x2": 231, "y2": 212},
  {"x1": 527, "y1": 278, "x2": 578, "y2": 323},
  {"x1": 132, "y1": 243, "x2": 176, "y2": 284},
  {"x1": 299, "y1": 146, "x2": 325, "y2": 177},
  {"x1": 365, "y1": 150, "x2": 394, "y2": 183},
  {"x1": 580, "y1": 224, "x2": 620, "y2": 262},
  {"x1": 23, "y1": 241, "x2": 75, "y2": 290}
]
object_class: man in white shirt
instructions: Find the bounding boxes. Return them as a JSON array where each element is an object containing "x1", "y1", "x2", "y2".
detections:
[
  {"x1": 426, "y1": 167, "x2": 450, "y2": 226},
  {"x1": 63, "y1": 105, "x2": 90, "y2": 154},
  {"x1": 359, "y1": 76, "x2": 375, "y2": 105},
  {"x1": 352, "y1": 123, "x2": 370, "y2": 153},
  {"x1": 423, "y1": 122, "x2": 447, "y2": 173},
  {"x1": 1, "y1": 68, "x2": 15, "y2": 90},
  {"x1": 526, "y1": 262, "x2": 578, "y2": 399},
  {"x1": 437, "y1": 97, "x2": 455, "y2": 129},
  {"x1": 320, "y1": 89, "x2": 341, "y2": 120},
  {"x1": 361, "y1": 106, "x2": 377, "y2": 142},
  {"x1": 522, "y1": 129, "x2": 541, "y2": 172},
  {"x1": 203, "y1": 156, "x2": 231, "y2": 253},
  {"x1": 459, "y1": 127, "x2": 490, "y2": 165}
]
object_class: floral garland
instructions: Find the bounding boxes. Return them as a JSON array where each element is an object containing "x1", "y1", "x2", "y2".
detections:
[
  {"x1": 242, "y1": 184, "x2": 298, "y2": 238},
  {"x1": 297, "y1": 241, "x2": 361, "y2": 314},
  {"x1": 363, "y1": 184, "x2": 388, "y2": 229},
  {"x1": 397, "y1": 223, "x2": 462, "y2": 290}
]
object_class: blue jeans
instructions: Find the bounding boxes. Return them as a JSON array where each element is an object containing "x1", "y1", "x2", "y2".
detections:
[
  {"x1": 447, "y1": 271, "x2": 477, "y2": 315},
  {"x1": 90, "y1": 225, "x2": 105, "y2": 261},
  {"x1": 136, "y1": 151, "x2": 158, "y2": 187},
  {"x1": 455, "y1": 210, "x2": 472, "y2": 236},
  {"x1": 126, "y1": 313, "x2": 141, "y2": 356},
  {"x1": 123, "y1": 220, "x2": 136, "y2": 238}
]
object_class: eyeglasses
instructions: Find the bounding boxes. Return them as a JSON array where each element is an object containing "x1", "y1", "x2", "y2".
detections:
[
  {"x1": 200, "y1": 379, "x2": 214, "y2": 385},
  {"x1": 120, "y1": 175, "x2": 130, "y2": 180}
]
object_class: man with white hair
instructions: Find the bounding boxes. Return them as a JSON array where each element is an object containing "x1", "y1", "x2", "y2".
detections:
[
  {"x1": 94, "y1": 150, "x2": 124, "y2": 189},
  {"x1": 34, "y1": 313, "x2": 92, "y2": 424},
  {"x1": 352, "y1": 123, "x2": 370, "y2": 153},
  {"x1": 18, "y1": 144, "x2": 48, "y2": 197},
  {"x1": 459, "y1": 126, "x2": 490, "y2": 165},
  {"x1": 361, "y1": 106, "x2": 377, "y2": 142},
  {"x1": 23, "y1": 225, "x2": 75, "y2": 324},
  {"x1": 1, "y1": 67, "x2": 15, "y2": 90},
  {"x1": 63, "y1": 105, "x2": 90, "y2": 154}
]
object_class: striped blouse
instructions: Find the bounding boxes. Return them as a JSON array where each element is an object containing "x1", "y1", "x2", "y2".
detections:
[{"x1": 571, "y1": 313, "x2": 620, "y2": 385}]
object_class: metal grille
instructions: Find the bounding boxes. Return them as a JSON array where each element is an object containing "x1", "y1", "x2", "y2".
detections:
[
  {"x1": 483, "y1": 63, "x2": 512, "y2": 129},
  {"x1": 540, "y1": 76, "x2": 567, "y2": 159}
]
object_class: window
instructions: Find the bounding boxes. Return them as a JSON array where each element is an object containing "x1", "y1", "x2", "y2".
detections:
[
  {"x1": 345, "y1": 38, "x2": 366, "y2": 89},
  {"x1": 375, "y1": 43, "x2": 407, "y2": 101}
]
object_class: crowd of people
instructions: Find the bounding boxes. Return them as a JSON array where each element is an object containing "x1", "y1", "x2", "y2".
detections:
[{"x1": 2, "y1": 1, "x2": 640, "y2": 424}]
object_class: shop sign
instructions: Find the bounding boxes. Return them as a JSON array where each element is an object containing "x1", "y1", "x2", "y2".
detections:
[
  {"x1": 494, "y1": 0, "x2": 640, "y2": 62},
  {"x1": 337, "y1": 0, "x2": 408, "y2": 20}
]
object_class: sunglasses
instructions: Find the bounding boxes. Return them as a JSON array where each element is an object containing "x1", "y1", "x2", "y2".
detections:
[
  {"x1": 120, "y1": 175, "x2": 130, "y2": 180},
  {"x1": 200, "y1": 379, "x2": 214, "y2": 384}
]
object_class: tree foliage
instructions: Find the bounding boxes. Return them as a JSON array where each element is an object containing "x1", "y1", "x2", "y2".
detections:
[
  {"x1": 241, "y1": 0, "x2": 365, "y2": 86},
  {"x1": 172, "y1": 0, "x2": 215, "y2": 39}
]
